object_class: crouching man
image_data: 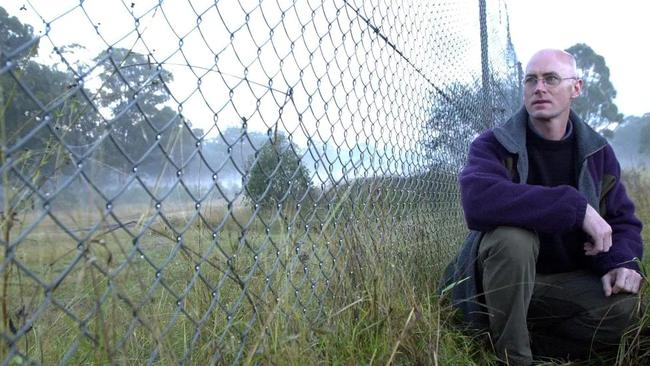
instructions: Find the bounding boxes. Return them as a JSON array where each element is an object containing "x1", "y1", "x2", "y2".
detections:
[{"x1": 442, "y1": 49, "x2": 643, "y2": 365}]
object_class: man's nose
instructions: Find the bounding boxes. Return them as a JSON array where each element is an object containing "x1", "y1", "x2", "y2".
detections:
[
  {"x1": 532, "y1": 78, "x2": 549, "y2": 92},
  {"x1": 531, "y1": 80, "x2": 549, "y2": 94}
]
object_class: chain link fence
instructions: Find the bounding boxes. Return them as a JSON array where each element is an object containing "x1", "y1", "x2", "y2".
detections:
[{"x1": 0, "y1": 0, "x2": 520, "y2": 364}]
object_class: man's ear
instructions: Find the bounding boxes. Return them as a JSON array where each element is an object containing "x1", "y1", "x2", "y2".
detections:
[{"x1": 571, "y1": 79, "x2": 584, "y2": 99}]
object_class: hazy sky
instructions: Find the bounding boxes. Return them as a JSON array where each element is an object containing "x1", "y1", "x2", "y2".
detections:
[
  {"x1": 508, "y1": 0, "x2": 650, "y2": 118},
  {"x1": 3, "y1": 0, "x2": 647, "y2": 120}
]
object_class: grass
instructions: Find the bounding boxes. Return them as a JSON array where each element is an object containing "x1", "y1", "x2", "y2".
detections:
[{"x1": 0, "y1": 169, "x2": 649, "y2": 365}]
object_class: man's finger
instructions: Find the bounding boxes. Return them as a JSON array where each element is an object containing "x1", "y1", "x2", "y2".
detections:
[
  {"x1": 602, "y1": 273, "x2": 613, "y2": 297},
  {"x1": 603, "y1": 233, "x2": 613, "y2": 252},
  {"x1": 584, "y1": 242, "x2": 599, "y2": 256},
  {"x1": 628, "y1": 272, "x2": 642, "y2": 294},
  {"x1": 613, "y1": 271, "x2": 628, "y2": 294},
  {"x1": 593, "y1": 236, "x2": 604, "y2": 254},
  {"x1": 628, "y1": 278, "x2": 639, "y2": 294},
  {"x1": 635, "y1": 277, "x2": 643, "y2": 293}
]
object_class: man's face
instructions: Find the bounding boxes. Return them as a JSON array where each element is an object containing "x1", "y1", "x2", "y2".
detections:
[{"x1": 523, "y1": 52, "x2": 582, "y2": 122}]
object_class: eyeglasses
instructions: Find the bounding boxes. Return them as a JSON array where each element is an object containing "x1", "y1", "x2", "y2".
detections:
[{"x1": 523, "y1": 74, "x2": 577, "y2": 88}]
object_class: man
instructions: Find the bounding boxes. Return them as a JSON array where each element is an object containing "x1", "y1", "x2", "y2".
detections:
[{"x1": 442, "y1": 49, "x2": 643, "y2": 365}]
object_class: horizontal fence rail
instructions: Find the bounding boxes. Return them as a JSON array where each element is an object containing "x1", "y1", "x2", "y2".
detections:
[{"x1": 0, "y1": 0, "x2": 520, "y2": 364}]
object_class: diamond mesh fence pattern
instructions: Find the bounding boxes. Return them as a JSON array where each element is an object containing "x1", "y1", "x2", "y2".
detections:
[{"x1": 0, "y1": 0, "x2": 520, "y2": 364}]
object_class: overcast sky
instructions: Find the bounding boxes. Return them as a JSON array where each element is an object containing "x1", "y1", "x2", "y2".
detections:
[
  {"x1": 508, "y1": 0, "x2": 650, "y2": 118},
  {"x1": 3, "y1": 0, "x2": 648, "y2": 120}
]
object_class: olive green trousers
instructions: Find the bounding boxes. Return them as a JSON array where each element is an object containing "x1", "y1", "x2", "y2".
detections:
[{"x1": 477, "y1": 226, "x2": 638, "y2": 366}]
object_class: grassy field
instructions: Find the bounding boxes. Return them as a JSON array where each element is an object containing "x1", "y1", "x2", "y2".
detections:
[
  {"x1": 1, "y1": 200, "x2": 348, "y2": 364},
  {"x1": 253, "y1": 169, "x2": 650, "y2": 366},
  {"x1": 0, "y1": 170, "x2": 649, "y2": 365}
]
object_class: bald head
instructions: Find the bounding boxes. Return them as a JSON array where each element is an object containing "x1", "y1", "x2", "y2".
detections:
[
  {"x1": 523, "y1": 48, "x2": 583, "y2": 134},
  {"x1": 525, "y1": 49, "x2": 578, "y2": 77}
]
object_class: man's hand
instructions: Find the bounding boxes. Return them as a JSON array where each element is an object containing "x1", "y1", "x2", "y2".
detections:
[
  {"x1": 582, "y1": 204, "x2": 612, "y2": 256},
  {"x1": 602, "y1": 267, "x2": 643, "y2": 297}
]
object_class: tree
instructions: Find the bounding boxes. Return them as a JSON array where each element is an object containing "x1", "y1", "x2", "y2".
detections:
[
  {"x1": 604, "y1": 114, "x2": 650, "y2": 168},
  {"x1": 1, "y1": 7, "x2": 204, "y2": 205},
  {"x1": 638, "y1": 114, "x2": 650, "y2": 157},
  {"x1": 90, "y1": 47, "x2": 206, "y2": 184},
  {"x1": 426, "y1": 83, "x2": 500, "y2": 171},
  {"x1": 91, "y1": 48, "x2": 175, "y2": 172},
  {"x1": 199, "y1": 128, "x2": 267, "y2": 181},
  {"x1": 0, "y1": 6, "x2": 34, "y2": 61},
  {"x1": 0, "y1": 6, "x2": 83, "y2": 215},
  {"x1": 245, "y1": 134, "x2": 311, "y2": 209},
  {"x1": 565, "y1": 43, "x2": 623, "y2": 133},
  {"x1": 1, "y1": 6, "x2": 61, "y2": 154}
]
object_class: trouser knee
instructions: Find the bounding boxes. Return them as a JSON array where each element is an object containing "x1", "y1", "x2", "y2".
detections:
[
  {"x1": 590, "y1": 294, "x2": 639, "y2": 342},
  {"x1": 477, "y1": 226, "x2": 539, "y2": 365},
  {"x1": 479, "y1": 226, "x2": 539, "y2": 267}
]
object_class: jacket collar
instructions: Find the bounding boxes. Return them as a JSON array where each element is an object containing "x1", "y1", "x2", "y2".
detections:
[{"x1": 493, "y1": 107, "x2": 608, "y2": 161}]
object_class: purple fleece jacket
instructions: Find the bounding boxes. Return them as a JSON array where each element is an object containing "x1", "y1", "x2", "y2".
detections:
[{"x1": 459, "y1": 109, "x2": 643, "y2": 275}]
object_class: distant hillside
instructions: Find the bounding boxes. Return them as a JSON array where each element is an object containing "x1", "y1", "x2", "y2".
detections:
[{"x1": 610, "y1": 113, "x2": 650, "y2": 169}]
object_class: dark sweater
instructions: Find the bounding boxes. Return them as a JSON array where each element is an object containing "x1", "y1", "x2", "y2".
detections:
[{"x1": 526, "y1": 123, "x2": 585, "y2": 273}]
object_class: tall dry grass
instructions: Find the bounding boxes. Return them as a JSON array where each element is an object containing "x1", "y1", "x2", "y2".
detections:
[{"x1": 1, "y1": 165, "x2": 649, "y2": 365}]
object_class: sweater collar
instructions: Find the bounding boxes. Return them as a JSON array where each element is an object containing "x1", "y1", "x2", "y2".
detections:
[{"x1": 527, "y1": 118, "x2": 573, "y2": 141}]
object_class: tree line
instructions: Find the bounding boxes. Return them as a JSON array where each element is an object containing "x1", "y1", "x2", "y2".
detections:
[{"x1": 1, "y1": 6, "x2": 306, "y2": 209}]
